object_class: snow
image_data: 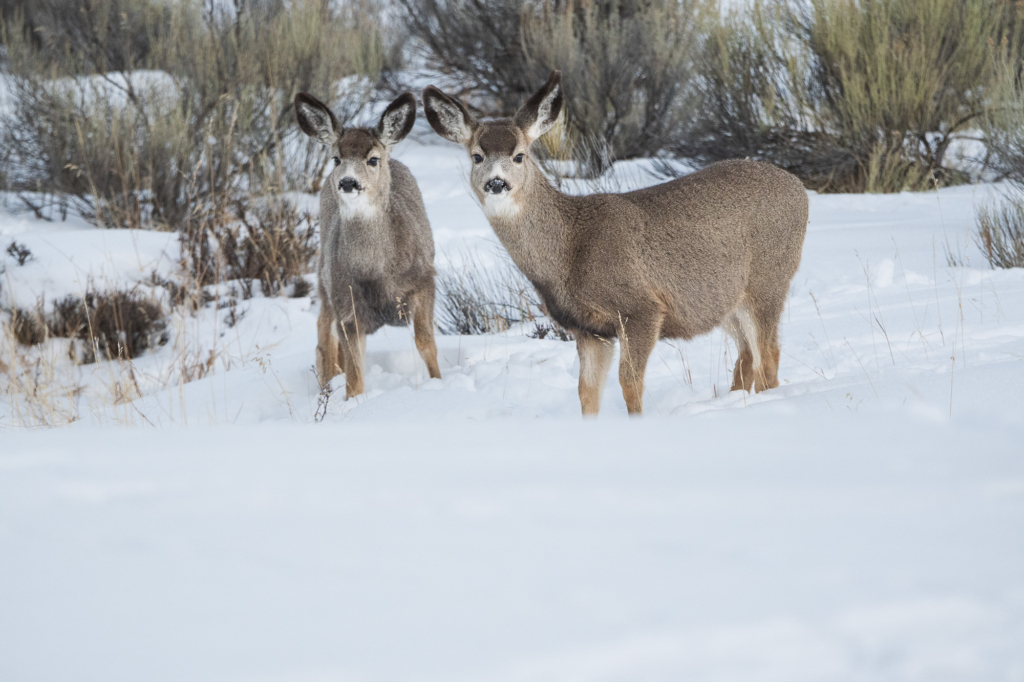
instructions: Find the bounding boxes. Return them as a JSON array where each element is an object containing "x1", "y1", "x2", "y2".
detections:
[
  {"x1": 2, "y1": 130, "x2": 1023, "y2": 681},
  {"x1": 2, "y1": 418, "x2": 1023, "y2": 681}
]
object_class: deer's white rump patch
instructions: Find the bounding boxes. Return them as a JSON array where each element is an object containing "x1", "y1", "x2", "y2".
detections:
[{"x1": 726, "y1": 304, "x2": 761, "y2": 369}]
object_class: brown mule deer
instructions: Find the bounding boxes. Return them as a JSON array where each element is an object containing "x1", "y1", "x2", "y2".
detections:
[
  {"x1": 423, "y1": 72, "x2": 807, "y2": 416},
  {"x1": 295, "y1": 91, "x2": 441, "y2": 399}
]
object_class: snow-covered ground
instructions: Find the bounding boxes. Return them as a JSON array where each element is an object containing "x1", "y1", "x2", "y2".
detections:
[{"x1": 1, "y1": 131, "x2": 1023, "y2": 681}]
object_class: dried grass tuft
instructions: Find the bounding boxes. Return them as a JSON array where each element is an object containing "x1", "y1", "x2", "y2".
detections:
[{"x1": 435, "y1": 254, "x2": 540, "y2": 335}]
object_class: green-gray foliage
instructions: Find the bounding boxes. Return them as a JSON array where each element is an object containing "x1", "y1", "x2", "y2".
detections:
[
  {"x1": 400, "y1": 0, "x2": 704, "y2": 176},
  {"x1": 0, "y1": 0, "x2": 384, "y2": 229},
  {"x1": 677, "y1": 0, "x2": 1023, "y2": 193}
]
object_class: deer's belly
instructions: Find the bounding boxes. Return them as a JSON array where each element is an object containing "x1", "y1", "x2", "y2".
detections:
[{"x1": 336, "y1": 278, "x2": 410, "y2": 331}]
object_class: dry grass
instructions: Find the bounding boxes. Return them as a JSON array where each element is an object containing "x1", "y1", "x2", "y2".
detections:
[
  {"x1": 528, "y1": 321, "x2": 573, "y2": 341},
  {"x1": 3, "y1": 286, "x2": 168, "y2": 362},
  {"x1": 1, "y1": 318, "x2": 82, "y2": 427},
  {"x1": 435, "y1": 253, "x2": 541, "y2": 335},
  {"x1": 180, "y1": 198, "x2": 318, "y2": 299}
]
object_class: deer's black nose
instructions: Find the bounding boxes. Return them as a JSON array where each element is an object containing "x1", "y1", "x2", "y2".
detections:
[
  {"x1": 484, "y1": 178, "x2": 509, "y2": 194},
  {"x1": 339, "y1": 177, "x2": 360, "y2": 193}
]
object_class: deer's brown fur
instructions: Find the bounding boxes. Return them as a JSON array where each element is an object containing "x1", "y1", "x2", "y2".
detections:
[
  {"x1": 296, "y1": 91, "x2": 441, "y2": 399},
  {"x1": 423, "y1": 72, "x2": 807, "y2": 415}
]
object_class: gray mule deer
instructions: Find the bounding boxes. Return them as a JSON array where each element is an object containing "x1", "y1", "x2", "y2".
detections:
[
  {"x1": 295, "y1": 91, "x2": 441, "y2": 399},
  {"x1": 423, "y1": 72, "x2": 807, "y2": 416}
]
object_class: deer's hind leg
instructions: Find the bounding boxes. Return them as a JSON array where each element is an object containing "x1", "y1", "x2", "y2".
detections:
[
  {"x1": 727, "y1": 305, "x2": 758, "y2": 393},
  {"x1": 752, "y1": 298, "x2": 783, "y2": 393},
  {"x1": 617, "y1": 309, "x2": 663, "y2": 416},
  {"x1": 411, "y1": 284, "x2": 441, "y2": 380}
]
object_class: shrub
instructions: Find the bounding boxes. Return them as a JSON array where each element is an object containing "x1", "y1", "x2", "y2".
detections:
[
  {"x1": 397, "y1": 0, "x2": 531, "y2": 111},
  {"x1": 3, "y1": 286, "x2": 167, "y2": 361},
  {"x1": 8, "y1": 306, "x2": 45, "y2": 346},
  {"x1": 399, "y1": 0, "x2": 704, "y2": 176},
  {"x1": 528, "y1": 321, "x2": 573, "y2": 341},
  {"x1": 5, "y1": 240, "x2": 33, "y2": 266},
  {"x1": 673, "y1": 0, "x2": 1024, "y2": 193},
  {"x1": 435, "y1": 254, "x2": 540, "y2": 335},
  {"x1": 56, "y1": 289, "x2": 167, "y2": 361},
  {"x1": 0, "y1": 0, "x2": 384, "y2": 228},
  {"x1": 0, "y1": 0, "x2": 159, "y2": 72},
  {"x1": 520, "y1": 0, "x2": 704, "y2": 175},
  {"x1": 976, "y1": 195, "x2": 1024, "y2": 269},
  {"x1": 180, "y1": 198, "x2": 318, "y2": 298},
  {"x1": 983, "y1": 42, "x2": 1024, "y2": 186},
  {"x1": 975, "y1": 31, "x2": 1024, "y2": 269}
]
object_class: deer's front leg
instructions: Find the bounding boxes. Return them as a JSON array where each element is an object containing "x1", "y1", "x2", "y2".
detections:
[
  {"x1": 577, "y1": 331, "x2": 614, "y2": 416},
  {"x1": 316, "y1": 305, "x2": 340, "y2": 386},
  {"x1": 340, "y1": 323, "x2": 366, "y2": 400},
  {"x1": 411, "y1": 285, "x2": 441, "y2": 380},
  {"x1": 617, "y1": 311, "x2": 662, "y2": 416}
]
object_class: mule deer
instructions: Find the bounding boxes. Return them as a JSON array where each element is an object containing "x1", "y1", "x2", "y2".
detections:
[
  {"x1": 295, "y1": 91, "x2": 441, "y2": 399},
  {"x1": 423, "y1": 72, "x2": 807, "y2": 416}
]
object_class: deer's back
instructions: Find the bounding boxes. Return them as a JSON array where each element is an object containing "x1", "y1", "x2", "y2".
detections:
[{"x1": 562, "y1": 159, "x2": 807, "y2": 338}]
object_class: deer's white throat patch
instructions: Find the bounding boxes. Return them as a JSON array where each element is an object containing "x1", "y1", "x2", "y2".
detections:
[
  {"x1": 482, "y1": 191, "x2": 520, "y2": 219},
  {"x1": 337, "y1": 191, "x2": 378, "y2": 220}
]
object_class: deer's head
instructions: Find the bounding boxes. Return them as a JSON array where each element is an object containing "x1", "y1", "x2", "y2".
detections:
[
  {"x1": 423, "y1": 72, "x2": 563, "y2": 218},
  {"x1": 295, "y1": 92, "x2": 417, "y2": 218}
]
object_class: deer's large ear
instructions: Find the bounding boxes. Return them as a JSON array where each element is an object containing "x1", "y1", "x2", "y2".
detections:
[
  {"x1": 295, "y1": 92, "x2": 340, "y2": 146},
  {"x1": 422, "y1": 86, "x2": 476, "y2": 145},
  {"x1": 514, "y1": 71, "x2": 563, "y2": 144},
  {"x1": 377, "y1": 92, "x2": 416, "y2": 147}
]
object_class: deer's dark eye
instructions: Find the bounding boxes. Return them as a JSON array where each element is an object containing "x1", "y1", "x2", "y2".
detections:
[
  {"x1": 472, "y1": 154, "x2": 483, "y2": 164},
  {"x1": 514, "y1": 153, "x2": 524, "y2": 163},
  {"x1": 331, "y1": 156, "x2": 341, "y2": 166},
  {"x1": 367, "y1": 157, "x2": 379, "y2": 167}
]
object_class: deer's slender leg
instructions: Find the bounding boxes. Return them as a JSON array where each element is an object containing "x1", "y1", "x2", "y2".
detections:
[
  {"x1": 340, "y1": 322, "x2": 366, "y2": 399},
  {"x1": 411, "y1": 285, "x2": 441, "y2": 380},
  {"x1": 316, "y1": 305, "x2": 340, "y2": 386},
  {"x1": 617, "y1": 311, "x2": 662, "y2": 416},
  {"x1": 730, "y1": 345, "x2": 755, "y2": 393},
  {"x1": 753, "y1": 299, "x2": 783, "y2": 393},
  {"x1": 336, "y1": 334, "x2": 347, "y2": 378},
  {"x1": 577, "y1": 331, "x2": 614, "y2": 416},
  {"x1": 728, "y1": 312, "x2": 755, "y2": 393},
  {"x1": 727, "y1": 306, "x2": 760, "y2": 393}
]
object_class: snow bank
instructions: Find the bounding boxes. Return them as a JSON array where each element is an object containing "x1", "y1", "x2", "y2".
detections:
[
  {"x1": 1, "y1": 415, "x2": 1022, "y2": 681},
  {"x1": 2, "y1": 130, "x2": 1023, "y2": 681}
]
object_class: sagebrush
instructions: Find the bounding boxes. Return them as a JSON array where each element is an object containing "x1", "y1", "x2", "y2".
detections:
[
  {"x1": 670, "y1": 0, "x2": 1023, "y2": 192},
  {"x1": 435, "y1": 254, "x2": 541, "y2": 335},
  {"x1": 976, "y1": 196, "x2": 1024, "y2": 270},
  {"x1": 180, "y1": 199, "x2": 318, "y2": 299},
  {"x1": 400, "y1": 0, "x2": 704, "y2": 176},
  {"x1": 4, "y1": 286, "x2": 167, "y2": 362},
  {"x1": 0, "y1": 0, "x2": 385, "y2": 228}
]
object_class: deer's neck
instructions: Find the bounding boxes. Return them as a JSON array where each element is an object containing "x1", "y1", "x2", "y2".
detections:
[
  {"x1": 332, "y1": 191, "x2": 395, "y2": 277},
  {"x1": 484, "y1": 165, "x2": 571, "y2": 292}
]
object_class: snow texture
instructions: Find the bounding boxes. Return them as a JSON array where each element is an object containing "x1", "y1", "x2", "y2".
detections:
[{"x1": 1, "y1": 130, "x2": 1023, "y2": 681}]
